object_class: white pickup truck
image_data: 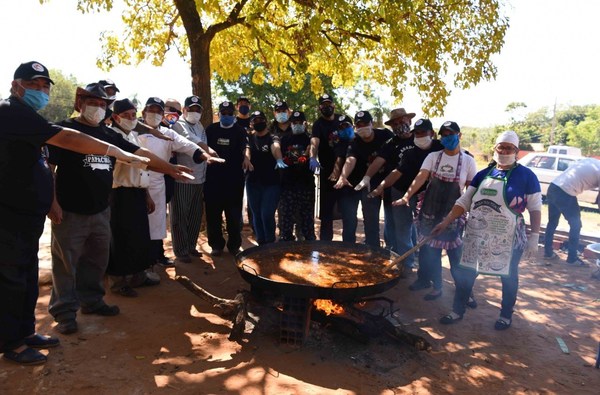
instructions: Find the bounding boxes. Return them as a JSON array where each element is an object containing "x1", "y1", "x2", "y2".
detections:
[{"x1": 518, "y1": 150, "x2": 598, "y2": 206}]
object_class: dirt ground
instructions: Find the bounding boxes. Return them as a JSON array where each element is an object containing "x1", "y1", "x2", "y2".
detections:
[{"x1": 1, "y1": 218, "x2": 599, "y2": 395}]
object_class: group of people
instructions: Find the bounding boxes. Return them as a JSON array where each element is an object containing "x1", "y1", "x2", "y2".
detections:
[{"x1": 2, "y1": 61, "x2": 599, "y2": 367}]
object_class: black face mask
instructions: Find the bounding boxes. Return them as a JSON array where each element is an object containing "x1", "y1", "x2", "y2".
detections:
[
  {"x1": 321, "y1": 106, "x2": 334, "y2": 117},
  {"x1": 253, "y1": 121, "x2": 267, "y2": 132},
  {"x1": 239, "y1": 105, "x2": 250, "y2": 115}
]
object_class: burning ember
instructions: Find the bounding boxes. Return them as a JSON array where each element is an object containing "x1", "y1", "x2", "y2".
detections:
[{"x1": 313, "y1": 299, "x2": 345, "y2": 316}]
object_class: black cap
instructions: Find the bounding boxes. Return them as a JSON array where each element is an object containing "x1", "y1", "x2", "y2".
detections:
[
  {"x1": 439, "y1": 121, "x2": 460, "y2": 134},
  {"x1": 274, "y1": 101, "x2": 289, "y2": 111},
  {"x1": 184, "y1": 95, "x2": 202, "y2": 108},
  {"x1": 290, "y1": 111, "x2": 306, "y2": 122},
  {"x1": 250, "y1": 110, "x2": 267, "y2": 121},
  {"x1": 237, "y1": 96, "x2": 250, "y2": 104},
  {"x1": 98, "y1": 79, "x2": 120, "y2": 93},
  {"x1": 219, "y1": 101, "x2": 235, "y2": 113},
  {"x1": 145, "y1": 97, "x2": 165, "y2": 111},
  {"x1": 318, "y1": 93, "x2": 334, "y2": 105},
  {"x1": 14, "y1": 61, "x2": 54, "y2": 84},
  {"x1": 412, "y1": 119, "x2": 433, "y2": 133},
  {"x1": 337, "y1": 114, "x2": 353, "y2": 126},
  {"x1": 354, "y1": 111, "x2": 373, "y2": 124},
  {"x1": 113, "y1": 99, "x2": 136, "y2": 114},
  {"x1": 76, "y1": 83, "x2": 114, "y2": 102}
]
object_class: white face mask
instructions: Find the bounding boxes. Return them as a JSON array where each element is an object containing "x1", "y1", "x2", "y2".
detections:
[
  {"x1": 355, "y1": 126, "x2": 373, "y2": 139},
  {"x1": 185, "y1": 112, "x2": 201, "y2": 125},
  {"x1": 414, "y1": 135, "x2": 432, "y2": 149},
  {"x1": 117, "y1": 117, "x2": 138, "y2": 132},
  {"x1": 144, "y1": 112, "x2": 163, "y2": 128},
  {"x1": 82, "y1": 105, "x2": 106, "y2": 125},
  {"x1": 493, "y1": 151, "x2": 516, "y2": 166}
]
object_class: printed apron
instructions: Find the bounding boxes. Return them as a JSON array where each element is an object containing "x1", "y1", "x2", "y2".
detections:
[
  {"x1": 418, "y1": 151, "x2": 464, "y2": 249},
  {"x1": 460, "y1": 168, "x2": 520, "y2": 277}
]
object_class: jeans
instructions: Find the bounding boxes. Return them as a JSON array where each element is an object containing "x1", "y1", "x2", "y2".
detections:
[
  {"x1": 338, "y1": 187, "x2": 382, "y2": 248},
  {"x1": 419, "y1": 244, "x2": 463, "y2": 291},
  {"x1": 452, "y1": 248, "x2": 524, "y2": 319},
  {"x1": 544, "y1": 183, "x2": 582, "y2": 262},
  {"x1": 389, "y1": 188, "x2": 417, "y2": 266},
  {"x1": 49, "y1": 208, "x2": 112, "y2": 322},
  {"x1": 246, "y1": 182, "x2": 281, "y2": 245}
]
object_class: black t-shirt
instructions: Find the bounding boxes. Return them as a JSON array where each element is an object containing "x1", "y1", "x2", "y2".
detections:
[
  {"x1": 205, "y1": 122, "x2": 249, "y2": 193},
  {"x1": 312, "y1": 114, "x2": 342, "y2": 173},
  {"x1": 280, "y1": 132, "x2": 314, "y2": 188},
  {"x1": 269, "y1": 121, "x2": 291, "y2": 138},
  {"x1": 378, "y1": 135, "x2": 416, "y2": 176},
  {"x1": 0, "y1": 97, "x2": 62, "y2": 215},
  {"x1": 247, "y1": 133, "x2": 280, "y2": 186},
  {"x1": 48, "y1": 118, "x2": 139, "y2": 215},
  {"x1": 395, "y1": 139, "x2": 445, "y2": 193},
  {"x1": 236, "y1": 116, "x2": 251, "y2": 131},
  {"x1": 346, "y1": 128, "x2": 394, "y2": 187}
]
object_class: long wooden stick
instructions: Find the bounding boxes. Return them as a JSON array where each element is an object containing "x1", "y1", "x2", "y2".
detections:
[{"x1": 382, "y1": 235, "x2": 433, "y2": 273}]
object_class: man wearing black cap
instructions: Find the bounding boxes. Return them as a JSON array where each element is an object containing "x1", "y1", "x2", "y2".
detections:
[
  {"x1": 269, "y1": 100, "x2": 292, "y2": 137},
  {"x1": 334, "y1": 111, "x2": 393, "y2": 248},
  {"x1": 236, "y1": 97, "x2": 252, "y2": 131},
  {"x1": 370, "y1": 119, "x2": 444, "y2": 276},
  {"x1": 309, "y1": 93, "x2": 343, "y2": 241},
  {"x1": 98, "y1": 79, "x2": 120, "y2": 99},
  {"x1": 47, "y1": 86, "x2": 195, "y2": 336},
  {"x1": 0, "y1": 61, "x2": 152, "y2": 365},
  {"x1": 204, "y1": 101, "x2": 253, "y2": 256}
]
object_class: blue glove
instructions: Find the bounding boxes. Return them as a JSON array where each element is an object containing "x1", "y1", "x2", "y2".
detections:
[
  {"x1": 309, "y1": 157, "x2": 320, "y2": 172},
  {"x1": 275, "y1": 159, "x2": 288, "y2": 169}
]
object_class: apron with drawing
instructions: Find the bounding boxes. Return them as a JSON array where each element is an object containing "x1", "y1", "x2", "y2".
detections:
[
  {"x1": 460, "y1": 167, "x2": 520, "y2": 277},
  {"x1": 418, "y1": 151, "x2": 465, "y2": 250}
]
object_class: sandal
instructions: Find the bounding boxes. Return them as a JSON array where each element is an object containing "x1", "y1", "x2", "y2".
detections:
[
  {"x1": 494, "y1": 317, "x2": 512, "y2": 330},
  {"x1": 440, "y1": 312, "x2": 463, "y2": 325},
  {"x1": 466, "y1": 296, "x2": 478, "y2": 309}
]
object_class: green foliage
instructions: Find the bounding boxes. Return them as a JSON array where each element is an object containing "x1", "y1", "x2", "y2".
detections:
[
  {"x1": 47, "y1": 0, "x2": 509, "y2": 125},
  {"x1": 565, "y1": 106, "x2": 600, "y2": 156},
  {"x1": 38, "y1": 69, "x2": 80, "y2": 123}
]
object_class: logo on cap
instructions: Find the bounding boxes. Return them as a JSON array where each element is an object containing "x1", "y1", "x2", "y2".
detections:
[
  {"x1": 357, "y1": 112, "x2": 364, "y2": 118},
  {"x1": 416, "y1": 119, "x2": 423, "y2": 126},
  {"x1": 294, "y1": 111, "x2": 300, "y2": 117},
  {"x1": 153, "y1": 97, "x2": 161, "y2": 103},
  {"x1": 322, "y1": 94, "x2": 329, "y2": 99},
  {"x1": 276, "y1": 101, "x2": 283, "y2": 106},
  {"x1": 191, "y1": 97, "x2": 198, "y2": 103},
  {"x1": 32, "y1": 63, "x2": 45, "y2": 72},
  {"x1": 222, "y1": 102, "x2": 230, "y2": 107},
  {"x1": 443, "y1": 121, "x2": 452, "y2": 127}
]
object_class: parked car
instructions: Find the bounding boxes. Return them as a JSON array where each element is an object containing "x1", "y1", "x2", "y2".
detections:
[
  {"x1": 518, "y1": 152, "x2": 598, "y2": 205},
  {"x1": 546, "y1": 145, "x2": 582, "y2": 156}
]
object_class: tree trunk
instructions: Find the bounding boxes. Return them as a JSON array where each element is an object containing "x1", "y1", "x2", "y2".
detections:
[{"x1": 189, "y1": 35, "x2": 213, "y2": 127}]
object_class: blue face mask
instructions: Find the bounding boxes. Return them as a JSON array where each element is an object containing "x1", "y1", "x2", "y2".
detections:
[
  {"x1": 220, "y1": 114, "x2": 236, "y2": 127},
  {"x1": 21, "y1": 88, "x2": 49, "y2": 111},
  {"x1": 440, "y1": 134, "x2": 459, "y2": 150},
  {"x1": 275, "y1": 112, "x2": 289, "y2": 123},
  {"x1": 238, "y1": 105, "x2": 250, "y2": 115},
  {"x1": 338, "y1": 126, "x2": 354, "y2": 141}
]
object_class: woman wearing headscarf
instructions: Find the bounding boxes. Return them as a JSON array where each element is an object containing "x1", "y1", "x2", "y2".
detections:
[{"x1": 432, "y1": 130, "x2": 542, "y2": 330}]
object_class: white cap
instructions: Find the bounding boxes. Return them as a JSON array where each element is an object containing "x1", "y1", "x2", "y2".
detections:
[{"x1": 495, "y1": 130, "x2": 519, "y2": 148}]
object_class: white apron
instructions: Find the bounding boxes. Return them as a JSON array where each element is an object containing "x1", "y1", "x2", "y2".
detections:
[{"x1": 460, "y1": 167, "x2": 520, "y2": 277}]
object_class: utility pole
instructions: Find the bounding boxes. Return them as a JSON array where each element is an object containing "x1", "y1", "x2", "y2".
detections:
[{"x1": 550, "y1": 98, "x2": 557, "y2": 145}]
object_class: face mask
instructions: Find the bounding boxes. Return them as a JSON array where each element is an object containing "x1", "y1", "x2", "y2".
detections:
[
  {"x1": 291, "y1": 124, "x2": 305, "y2": 135},
  {"x1": 144, "y1": 113, "x2": 163, "y2": 128},
  {"x1": 238, "y1": 105, "x2": 250, "y2": 115},
  {"x1": 493, "y1": 151, "x2": 516, "y2": 166},
  {"x1": 220, "y1": 114, "x2": 236, "y2": 127},
  {"x1": 253, "y1": 121, "x2": 267, "y2": 132},
  {"x1": 184, "y1": 112, "x2": 201, "y2": 124},
  {"x1": 275, "y1": 112, "x2": 289, "y2": 123},
  {"x1": 20, "y1": 86, "x2": 49, "y2": 111},
  {"x1": 116, "y1": 117, "x2": 138, "y2": 131},
  {"x1": 414, "y1": 135, "x2": 432, "y2": 149},
  {"x1": 321, "y1": 106, "x2": 334, "y2": 117},
  {"x1": 356, "y1": 126, "x2": 373, "y2": 139},
  {"x1": 440, "y1": 134, "x2": 459, "y2": 150},
  {"x1": 164, "y1": 112, "x2": 179, "y2": 125},
  {"x1": 393, "y1": 123, "x2": 411, "y2": 137},
  {"x1": 82, "y1": 105, "x2": 106, "y2": 125},
  {"x1": 338, "y1": 126, "x2": 354, "y2": 141}
]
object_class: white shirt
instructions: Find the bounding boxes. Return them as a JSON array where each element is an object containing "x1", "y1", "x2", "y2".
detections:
[
  {"x1": 110, "y1": 126, "x2": 150, "y2": 189},
  {"x1": 173, "y1": 120, "x2": 207, "y2": 184},
  {"x1": 552, "y1": 158, "x2": 600, "y2": 196},
  {"x1": 420, "y1": 150, "x2": 478, "y2": 189}
]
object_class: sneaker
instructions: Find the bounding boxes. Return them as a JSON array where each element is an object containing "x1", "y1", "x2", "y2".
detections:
[
  {"x1": 210, "y1": 249, "x2": 223, "y2": 257},
  {"x1": 566, "y1": 258, "x2": 589, "y2": 267},
  {"x1": 81, "y1": 304, "x2": 120, "y2": 316},
  {"x1": 24, "y1": 334, "x2": 60, "y2": 349},
  {"x1": 55, "y1": 320, "x2": 78, "y2": 335}
]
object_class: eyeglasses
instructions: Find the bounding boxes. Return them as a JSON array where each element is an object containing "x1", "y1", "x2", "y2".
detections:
[{"x1": 495, "y1": 144, "x2": 517, "y2": 153}]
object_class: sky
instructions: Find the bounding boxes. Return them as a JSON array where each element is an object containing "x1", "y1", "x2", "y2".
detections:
[{"x1": 1, "y1": 0, "x2": 599, "y2": 127}]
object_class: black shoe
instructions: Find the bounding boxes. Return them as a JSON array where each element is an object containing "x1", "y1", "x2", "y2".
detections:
[
  {"x1": 424, "y1": 290, "x2": 443, "y2": 301},
  {"x1": 466, "y1": 296, "x2": 478, "y2": 309},
  {"x1": 2, "y1": 347, "x2": 47, "y2": 365},
  {"x1": 566, "y1": 258, "x2": 589, "y2": 267},
  {"x1": 409, "y1": 280, "x2": 431, "y2": 291},
  {"x1": 439, "y1": 312, "x2": 463, "y2": 325},
  {"x1": 156, "y1": 256, "x2": 175, "y2": 267},
  {"x1": 24, "y1": 334, "x2": 60, "y2": 349},
  {"x1": 81, "y1": 304, "x2": 120, "y2": 316},
  {"x1": 112, "y1": 285, "x2": 138, "y2": 297},
  {"x1": 55, "y1": 320, "x2": 78, "y2": 335},
  {"x1": 494, "y1": 317, "x2": 512, "y2": 330},
  {"x1": 210, "y1": 249, "x2": 223, "y2": 257}
]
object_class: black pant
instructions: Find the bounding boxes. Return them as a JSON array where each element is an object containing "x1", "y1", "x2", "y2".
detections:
[
  {"x1": 0, "y1": 212, "x2": 44, "y2": 352},
  {"x1": 319, "y1": 179, "x2": 338, "y2": 241},
  {"x1": 205, "y1": 188, "x2": 243, "y2": 251}
]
